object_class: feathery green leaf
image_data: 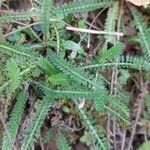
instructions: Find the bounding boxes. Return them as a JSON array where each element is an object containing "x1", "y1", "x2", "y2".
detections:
[
  {"x1": 2, "y1": 92, "x2": 28, "y2": 150},
  {"x1": 21, "y1": 97, "x2": 53, "y2": 150},
  {"x1": 56, "y1": 133, "x2": 71, "y2": 150},
  {"x1": 6, "y1": 58, "x2": 21, "y2": 92}
]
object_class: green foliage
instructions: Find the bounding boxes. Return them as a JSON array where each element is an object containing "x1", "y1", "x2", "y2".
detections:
[
  {"x1": 48, "y1": 73, "x2": 71, "y2": 85},
  {"x1": 0, "y1": 0, "x2": 150, "y2": 149},
  {"x1": 6, "y1": 58, "x2": 21, "y2": 93},
  {"x1": 75, "y1": 101, "x2": 108, "y2": 150},
  {"x1": 104, "y1": 1, "x2": 119, "y2": 43},
  {"x1": 43, "y1": 128, "x2": 54, "y2": 144},
  {"x1": 82, "y1": 56, "x2": 150, "y2": 70},
  {"x1": 107, "y1": 96, "x2": 130, "y2": 124},
  {"x1": 99, "y1": 42, "x2": 124, "y2": 61},
  {"x1": 93, "y1": 92, "x2": 108, "y2": 112},
  {"x1": 48, "y1": 51, "x2": 98, "y2": 88},
  {"x1": 38, "y1": 58, "x2": 59, "y2": 75},
  {"x1": 58, "y1": 0, "x2": 111, "y2": 15},
  {"x1": 62, "y1": 40, "x2": 84, "y2": 54},
  {"x1": 0, "y1": 10, "x2": 36, "y2": 23},
  {"x1": 132, "y1": 10, "x2": 150, "y2": 58},
  {"x1": 37, "y1": 82, "x2": 99, "y2": 100},
  {"x1": 56, "y1": 133, "x2": 71, "y2": 150},
  {"x1": 2, "y1": 92, "x2": 28, "y2": 150},
  {"x1": 0, "y1": 41, "x2": 37, "y2": 58},
  {"x1": 119, "y1": 69, "x2": 130, "y2": 85},
  {"x1": 37, "y1": 80, "x2": 129, "y2": 125},
  {"x1": 21, "y1": 97, "x2": 53, "y2": 150},
  {"x1": 0, "y1": 24, "x2": 4, "y2": 40},
  {"x1": 145, "y1": 95, "x2": 150, "y2": 114},
  {"x1": 40, "y1": 0, "x2": 53, "y2": 40},
  {"x1": 138, "y1": 141, "x2": 150, "y2": 150}
]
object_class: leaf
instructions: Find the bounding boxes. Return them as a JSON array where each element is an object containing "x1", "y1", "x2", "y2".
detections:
[
  {"x1": 2, "y1": 92, "x2": 28, "y2": 150},
  {"x1": 75, "y1": 101, "x2": 108, "y2": 150},
  {"x1": 104, "y1": 2, "x2": 119, "y2": 43},
  {"x1": 100, "y1": 42, "x2": 124, "y2": 61},
  {"x1": 6, "y1": 58, "x2": 21, "y2": 92},
  {"x1": 58, "y1": 0, "x2": 110, "y2": 15},
  {"x1": 78, "y1": 19, "x2": 86, "y2": 28},
  {"x1": 145, "y1": 95, "x2": 150, "y2": 114},
  {"x1": 48, "y1": 73, "x2": 71, "y2": 85},
  {"x1": 126, "y1": 0, "x2": 150, "y2": 7},
  {"x1": 40, "y1": 0, "x2": 53, "y2": 40},
  {"x1": 119, "y1": 69, "x2": 130, "y2": 85},
  {"x1": 7, "y1": 30, "x2": 21, "y2": 42},
  {"x1": 43, "y1": 128, "x2": 54, "y2": 144},
  {"x1": 80, "y1": 131, "x2": 91, "y2": 144},
  {"x1": 93, "y1": 93, "x2": 108, "y2": 112},
  {"x1": 138, "y1": 141, "x2": 150, "y2": 150},
  {"x1": 132, "y1": 10, "x2": 150, "y2": 58},
  {"x1": 82, "y1": 56, "x2": 150, "y2": 71},
  {"x1": 21, "y1": 97, "x2": 53, "y2": 150},
  {"x1": 37, "y1": 82, "x2": 99, "y2": 100},
  {"x1": 48, "y1": 51, "x2": 95, "y2": 88},
  {"x1": 63, "y1": 40, "x2": 84, "y2": 54},
  {"x1": 56, "y1": 133, "x2": 71, "y2": 150}
]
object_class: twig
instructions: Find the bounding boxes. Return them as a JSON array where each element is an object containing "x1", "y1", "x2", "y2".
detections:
[
  {"x1": 4, "y1": 22, "x2": 41, "y2": 37},
  {"x1": 127, "y1": 71, "x2": 149, "y2": 150},
  {"x1": 111, "y1": 1, "x2": 124, "y2": 149},
  {"x1": 86, "y1": 8, "x2": 107, "y2": 48},
  {"x1": 127, "y1": 98, "x2": 142, "y2": 150},
  {"x1": 85, "y1": 21, "x2": 99, "y2": 30},
  {"x1": 121, "y1": 130, "x2": 126, "y2": 150},
  {"x1": 39, "y1": 133, "x2": 44, "y2": 150},
  {"x1": 117, "y1": 0, "x2": 124, "y2": 40},
  {"x1": 66, "y1": 26, "x2": 124, "y2": 36},
  {"x1": 113, "y1": 119, "x2": 117, "y2": 150}
]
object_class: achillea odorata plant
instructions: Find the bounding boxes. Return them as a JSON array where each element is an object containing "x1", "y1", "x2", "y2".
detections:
[{"x1": 0, "y1": 0, "x2": 150, "y2": 150}]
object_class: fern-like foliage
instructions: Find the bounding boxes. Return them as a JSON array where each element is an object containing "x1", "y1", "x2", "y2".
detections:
[
  {"x1": 98, "y1": 42, "x2": 124, "y2": 61},
  {"x1": 82, "y1": 56, "x2": 150, "y2": 70},
  {"x1": 37, "y1": 81, "x2": 129, "y2": 124},
  {"x1": 2, "y1": 92, "x2": 28, "y2": 150},
  {"x1": 0, "y1": 40, "x2": 46, "y2": 93},
  {"x1": 36, "y1": 82, "x2": 100, "y2": 100},
  {"x1": 58, "y1": 0, "x2": 111, "y2": 15},
  {"x1": 48, "y1": 51, "x2": 101, "y2": 89},
  {"x1": 1, "y1": 0, "x2": 150, "y2": 149},
  {"x1": 48, "y1": 73, "x2": 71, "y2": 85},
  {"x1": 38, "y1": 58, "x2": 59, "y2": 75},
  {"x1": 0, "y1": 41, "x2": 37, "y2": 58},
  {"x1": 74, "y1": 101, "x2": 108, "y2": 150},
  {"x1": 21, "y1": 96, "x2": 53, "y2": 150},
  {"x1": 0, "y1": 0, "x2": 110, "y2": 25},
  {"x1": 0, "y1": 10, "x2": 36, "y2": 23},
  {"x1": 40, "y1": 0, "x2": 53, "y2": 40},
  {"x1": 93, "y1": 93, "x2": 108, "y2": 112},
  {"x1": 43, "y1": 128, "x2": 53, "y2": 144},
  {"x1": 93, "y1": 94, "x2": 129, "y2": 124},
  {"x1": 6, "y1": 58, "x2": 21, "y2": 93},
  {"x1": 106, "y1": 95, "x2": 130, "y2": 125},
  {"x1": 56, "y1": 133, "x2": 71, "y2": 150},
  {"x1": 47, "y1": 52, "x2": 107, "y2": 91},
  {"x1": 132, "y1": 10, "x2": 150, "y2": 58},
  {"x1": 104, "y1": 1, "x2": 119, "y2": 43},
  {"x1": 0, "y1": 64, "x2": 36, "y2": 93}
]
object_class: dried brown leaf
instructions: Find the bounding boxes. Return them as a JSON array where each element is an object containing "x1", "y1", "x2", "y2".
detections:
[{"x1": 126, "y1": 0, "x2": 150, "y2": 7}]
